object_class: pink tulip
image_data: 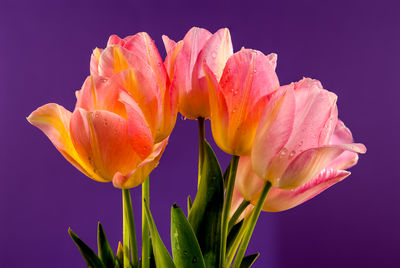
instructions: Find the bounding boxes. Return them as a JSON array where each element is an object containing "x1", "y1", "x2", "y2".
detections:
[
  {"x1": 90, "y1": 32, "x2": 180, "y2": 143},
  {"x1": 28, "y1": 33, "x2": 178, "y2": 189},
  {"x1": 163, "y1": 27, "x2": 233, "y2": 119},
  {"x1": 235, "y1": 78, "x2": 366, "y2": 211},
  {"x1": 204, "y1": 49, "x2": 280, "y2": 156}
]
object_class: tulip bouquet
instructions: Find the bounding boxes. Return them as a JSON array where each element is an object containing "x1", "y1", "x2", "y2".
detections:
[{"x1": 28, "y1": 27, "x2": 366, "y2": 268}]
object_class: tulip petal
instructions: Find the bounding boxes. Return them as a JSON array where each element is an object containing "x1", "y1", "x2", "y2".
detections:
[
  {"x1": 174, "y1": 27, "x2": 212, "y2": 118},
  {"x1": 265, "y1": 53, "x2": 277, "y2": 71},
  {"x1": 27, "y1": 103, "x2": 104, "y2": 181},
  {"x1": 328, "y1": 120, "x2": 364, "y2": 170},
  {"x1": 251, "y1": 86, "x2": 296, "y2": 180},
  {"x1": 98, "y1": 46, "x2": 131, "y2": 78},
  {"x1": 113, "y1": 69, "x2": 161, "y2": 138},
  {"x1": 75, "y1": 75, "x2": 126, "y2": 118},
  {"x1": 162, "y1": 36, "x2": 183, "y2": 80},
  {"x1": 263, "y1": 169, "x2": 350, "y2": 212},
  {"x1": 283, "y1": 78, "x2": 338, "y2": 156},
  {"x1": 236, "y1": 156, "x2": 265, "y2": 201},
  {"x1": 123, "y1": 32, "x2": 168, "y2": 95},
  {"x1": 192, "y1": 28, "x2": 233, "y2": 85},
  {"x1": 90, "y1": 48, "x2": 103, "y2": 76},
  {"x1": 70, "y1": 108, "x2": 152, "y2": 181},
  {"x1": 113, "y1": 138, "x2": 168, "y2": 189},
  {"x1": 279, "y1": 143, "x2": 366, "y2": 189},
  {"x1": 203, "y1": 62, "x2": 230, "y2": 153}
]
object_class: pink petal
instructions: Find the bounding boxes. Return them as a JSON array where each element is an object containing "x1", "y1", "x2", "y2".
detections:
[
  {"x1": 236, "y1": 156, "x2": 265, "y2": 201},
  {"x1": 75, "y1": 75, "x2": 126, "y2": 118},
  {"x1": 283, "y1": 78, "x2": 338, "y2": 157},
  {"x1": 27, "y1": 104, "x2": 105, "y2": 182},
  {"x1": 265, "y1": 53, "x2": 277, "y2": 71},
  {"x1": 263, "y1": 169, "x2": 350, "y2": 212},
  {"x1": 251, "y1": 86, "x2": 296, "y2": 182},
  {"x1": 113, "y1": 69, "x2": 162, "y2": 139},
  {"x1": 203, "y1": 62, "x2": 230, "y2": 153},
  {"x1": 123, "y1": 32, "x2": 168, "y2": 95},
  {"x1": 90, "y1": 48, "x2": 103, "y2": 76},
  {"x1": 174, "y1": 27, "x2": 212, "y2": 118},
  {"x1": 113, "y1": 137, "x2": 168, "y2": 189},
  {"x1": 328, "y1": 120, "x2": 366, "y2": 170},
  {"x1": 70, "y1": 108, "x2": 152, "y2": 181},
  {"x1": 279, "y1": 143, "x2": 366, "y2": 189}
]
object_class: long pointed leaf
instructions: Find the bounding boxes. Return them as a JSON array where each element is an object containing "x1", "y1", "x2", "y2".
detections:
[
  {"x1": 188, "y1": 141, "x2": 224, "y2": 267},
  {"x1": 68, "y1": 228, "x2": 105, "y2": 268},
  {"x1": 97, "y1": 222, "x2": 115, "y2": 267},
  {"x1": 171, "y1": 204, "x2": 206, "y2": 268},
  {"x1": 143, "y1": 199, "x2": 175, "y2": 268},
  {"x1": 240, "y1": 253, "x2": 259, "y2": 268},
  {"x1": 116, "y1": 242, "x2": 124, "y2": 268}
]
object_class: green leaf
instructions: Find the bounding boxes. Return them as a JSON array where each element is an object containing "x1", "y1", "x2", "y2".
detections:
[
  {"x1": 143, "y1": 199, "x2": 175, "y2": 268},
  {"x1": 240, "y1": 253, "x2": 259, "y2": 268},
  {"x1": 97, "y1": 222, "x2": 115, "y2": 268},
  {"x1": 171, "y1": 204, "x2": 206, "y2": 268},
  {"x1": 227, "y1": 219, "x2": 243, "y2": 253},
  {"x1": 187, "y1": 195, "x2": 192, "y2": 214},
  {"x1": 116, "y1": 242, "x2": 124, "y2": 268},
  {"x1": 223, "y1": 161, "x2": 231, "y2": 189},
  {"x1": 68, "y1": 228, "x2": 105, "y2": 268},
  {"x1": 188, "y1": 141, "x2": 224, "y2": 267}
]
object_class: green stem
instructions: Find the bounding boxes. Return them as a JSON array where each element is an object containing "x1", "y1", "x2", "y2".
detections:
[
  {"x1": 197, "y1": 117, "x2": 205, "y2": 189},
  {"x1": 231, "y1": 181, "x2": 272, "y2": 268},
  {"x1": 226, "y1": 217, "x2": 249, "y2": 266},
  {"x1": 142, "y1": 178, "x2": 150, "y2": 268},
  {"x1": 228, "y1": 200, "x2": 250, "y2": 233},
  {"x1": 123, "y1": 189, "x2": 139, "y2": 268},
  {"x1": 219, "y1": 155, "x2": 240, "y2": 268}
]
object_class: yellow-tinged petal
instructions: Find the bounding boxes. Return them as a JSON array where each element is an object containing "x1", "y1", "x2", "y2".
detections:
[
  {"x1": 27, "y1": 103, "x2": 106, "y2": 182},
  {"x1": 112, "y1": 138, "x2": 168, "y2": 189}
]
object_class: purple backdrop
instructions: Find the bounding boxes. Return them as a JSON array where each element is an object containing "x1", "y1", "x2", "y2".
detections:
[{"x1": 1, "y1": 0, "x2": 399, "y2": 267}]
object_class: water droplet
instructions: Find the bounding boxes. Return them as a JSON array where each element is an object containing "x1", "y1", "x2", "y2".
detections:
[
  {"x1": 183, "y1": 250, "x2": 188, "y2": 256},
  {"x1": 232, "y1": 108, "x2": 237, "y2": 113},
  {"x1": 95, "y1": 113, "x2": 100, "y2": 118},
  {"x1": 297, "y1": 141, "x2": 303, "y2": 147},
  {"x1": 180, "y1": 115, "x2": 187, "y2": 120},
  {"x1": 192, "y1": 257, "x2": 197, "y2": 263},
  {"x1": 280, "y1": 148, "x2": 288, "y2": 157},
  {"x1": 100, "y1": 78, "x2": 107, "y2": 83},
  {"x1": 253, "y1": 68, "x2": 257, "y2": 73},
  {"x1": 289, "y1": 151, "x2": 296, "y2": 158},
  {"x1": 227, "y1": 68, "x2": 231, "y2": 73},
  {"x1": 211, "y1": 52, "x2": 217, "y2": 58},
  {"x1": 234, "y1": 90, "x2": 238, "y2": 95}
]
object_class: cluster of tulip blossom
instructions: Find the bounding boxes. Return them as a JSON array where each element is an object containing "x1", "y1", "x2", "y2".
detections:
[{"x1": 28, "y1": 27, "x2": 366, "y2": 268}]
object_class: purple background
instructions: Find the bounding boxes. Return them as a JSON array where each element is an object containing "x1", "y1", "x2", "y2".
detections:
[{"x1": 1, "y1": 0, "x2": 399, "y2": 267}]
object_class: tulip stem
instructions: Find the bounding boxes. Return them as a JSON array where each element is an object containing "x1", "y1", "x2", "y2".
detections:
[
  {"x1": 228, "y1": 200, "x2": 250, "y2": 233},
  {"x1": 231, "y1": 181, "x2": 272, "y2": 268},
  {"x1": 220, "y1": 155, "x2": 240, "y2": 268},
  {"x1": 142, "y1": 177, "x2": 150, "y2": 268},
  {"x1": 197, "y1": 117, "x2": 205, "y2": 189},
  {"x1": 122, "y1": 189, "x2": 139, "y2": 268},
  {"x1": 226, "y1": 217, "x2": 249, "y2": 266}
]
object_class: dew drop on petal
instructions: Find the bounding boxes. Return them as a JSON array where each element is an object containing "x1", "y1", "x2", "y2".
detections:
[
  {"x1": 211, "y1": 52, "x2": 217, "y2": 58},
  {"x1": 280, "y1": 148, "x2": 288, "y2": 157},
  {"x1": 289, "y1": 151, "x2": 296, "y2": 158}
]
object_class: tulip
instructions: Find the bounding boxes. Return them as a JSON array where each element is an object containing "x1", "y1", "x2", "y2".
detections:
[
  {"x1": 163, "y1": 27, "x2": 233, "y2": 119},
  {"x1": 90, "y1": 32, "x2": 180, "y2": 143},
  {"x1": 28, "y1": 74, "x2": 168, "y2": 189},
  {"x1": 234, "y1": 78, "x2": 366, "y2": 211},
  {"x1": 204, "y1": 48, "x2": 280, "y2": 156}
]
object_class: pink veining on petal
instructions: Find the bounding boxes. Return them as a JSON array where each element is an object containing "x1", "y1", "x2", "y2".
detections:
[{"x1": 263, "y1": 169, "x2": 350, "y2": 212}]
